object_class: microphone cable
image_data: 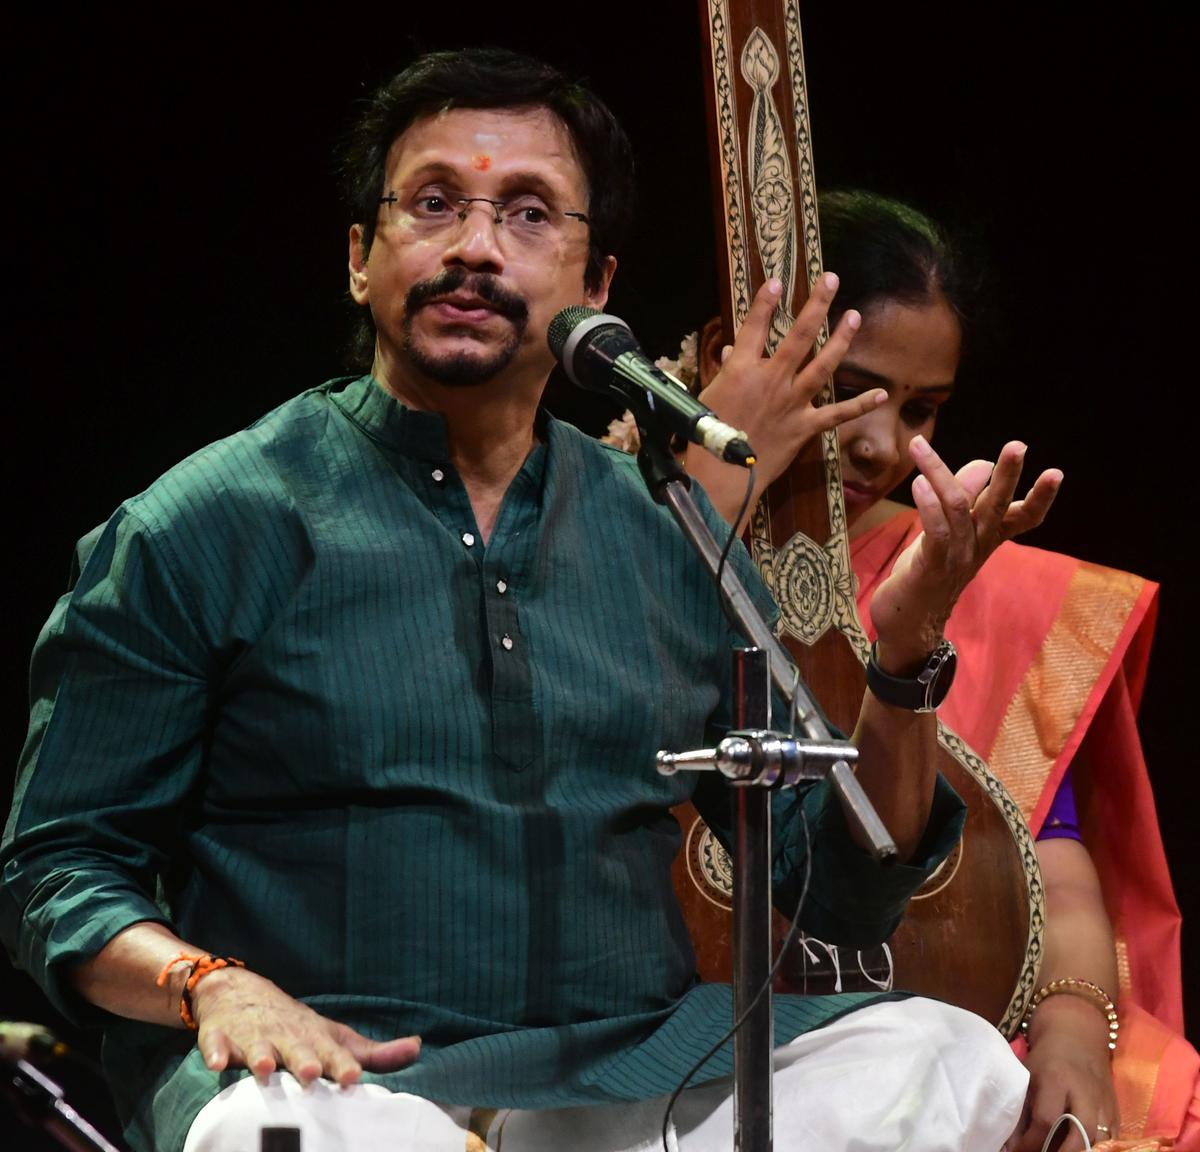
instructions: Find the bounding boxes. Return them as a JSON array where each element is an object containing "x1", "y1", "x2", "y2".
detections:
[
  {"x1": 1040, "y1": 1114, "x2": 1093, "y2": 1151},
  {"x1": 660, "y1": 803, "x2": 812, "y2": 1152},
  {"x1": 660, "y1": 462, "x2": 824, "y2": 1149},
  {"x1": 713, "y1": 462, "x2": 757, "y2": 637}
]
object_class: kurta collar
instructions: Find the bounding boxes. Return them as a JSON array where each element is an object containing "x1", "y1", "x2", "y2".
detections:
[
  {"x1": 327, "y1": 373, "x2": 556, "y2": 481},
  {"x1": 329, "y1": 374, "x2": 452, "y2": 461}
]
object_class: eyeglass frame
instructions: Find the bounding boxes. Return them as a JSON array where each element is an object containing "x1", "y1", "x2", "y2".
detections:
[{"x1": 377, "y1": 190, "x2": 590, "y2": 235}]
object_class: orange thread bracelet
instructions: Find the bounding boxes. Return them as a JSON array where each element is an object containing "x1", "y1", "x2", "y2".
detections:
[{"x1": 155, "y1": 951, "x2": 245, "y2": 1031}]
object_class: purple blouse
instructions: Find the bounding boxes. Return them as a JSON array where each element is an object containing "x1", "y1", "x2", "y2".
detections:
[{"x1": 1036, "y1": 769, "x2": 1082, "y2": 842}]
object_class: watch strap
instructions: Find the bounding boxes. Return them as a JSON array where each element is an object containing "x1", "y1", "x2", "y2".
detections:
[{"x1": 866, "y1": 640, "x2": 957, "y2": 713}]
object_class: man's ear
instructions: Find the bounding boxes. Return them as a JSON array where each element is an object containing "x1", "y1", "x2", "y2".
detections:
[
  {"x1": 584, "y1": 255, "x2": 618, "y2": 311},
  {"x1": 348, "y1": 224, "x2": 370, "y2": 304}
]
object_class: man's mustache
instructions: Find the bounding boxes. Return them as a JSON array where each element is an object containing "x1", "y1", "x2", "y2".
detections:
[{"x1": 405, "y1": 268, "x2": 529, "y2": 324}]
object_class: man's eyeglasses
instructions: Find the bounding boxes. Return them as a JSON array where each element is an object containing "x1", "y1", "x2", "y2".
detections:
[{"x1": 379, "y1": 188, "x2": 589, "y2": 249}]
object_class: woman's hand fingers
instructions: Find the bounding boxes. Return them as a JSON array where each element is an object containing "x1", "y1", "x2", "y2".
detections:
[
  {"x1": 772, "y1": 272, "x2": 841, "y2": 373},
  {"x1": 871, "y1": 436, "x2": 1064, "y2": 652},
  {"x1": 727, "y1": 272, "x2": 848, "y2": 382},
  {"x1": 802, "y1": 386, "x2": 885, "y2": 437},
  {"x1": 1001, "y1": 469, "x2": 1063, "y2": 536},
  {"x1": 910, "y1": 438, "x2": 1062, "y2": 557},
  {"x1": 969, "y1": 441, "x2": 1027, "y2": 539},
  {"x1": 730, "y1": 278, "x2": 786, "y2": 361},
  {"x1": 908, "y1": 435, "x2": 974, "y2": 554},
  {"x1": 788, "y1": 307, "x2": 862, "y2": 408}
]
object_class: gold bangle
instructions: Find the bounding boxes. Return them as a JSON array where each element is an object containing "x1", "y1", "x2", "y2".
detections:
[{"x1": 1020, "y1": 977, "x2": 1119, "y2": 1051}]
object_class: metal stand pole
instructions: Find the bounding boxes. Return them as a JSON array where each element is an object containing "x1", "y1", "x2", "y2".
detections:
[
  {"x1": 635, "y1": 433, "x2": 895, "y2": 861},
  {"x1": 2, "y1": 1057, "x2": 122, "y2": 1152},
  {"x1": 631, "y1": 427, "x2": 895, "y2": 1152},
  {"x1": 731, "y1": 647, "x2": 773, "y2": 1152}
]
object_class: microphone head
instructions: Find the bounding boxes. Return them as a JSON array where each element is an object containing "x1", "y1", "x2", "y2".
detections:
[
  {"x1": 547, "y1": 305, "x2": 601, "y2": 360},
  {"x1": 547, "y1": 306, "x2": 635, "y2": 390}
]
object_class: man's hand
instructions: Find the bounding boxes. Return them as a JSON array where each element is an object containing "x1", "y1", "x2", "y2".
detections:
[
  {"x1": 687, "y1": 274, "x2": 883, "y2": 529},
  {"x1": 69, "y1": 923, "x2": 421, "y2": 1089},
  {"x1": 192, "y1": 965, "x2": 421, "y2": 1086},
  {"x1": 870, "y1": 436, "x2": 1062, "y2": 669}
]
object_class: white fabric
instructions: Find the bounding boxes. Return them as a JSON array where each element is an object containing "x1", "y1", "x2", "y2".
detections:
[{"x1": 183, "y1": 998, "x2": 1028, "y2": 1152}]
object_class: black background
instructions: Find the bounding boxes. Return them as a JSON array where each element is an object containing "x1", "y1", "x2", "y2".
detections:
[{"x1": 4, "y1": 5, "x2": 1193, "y2": 1146}]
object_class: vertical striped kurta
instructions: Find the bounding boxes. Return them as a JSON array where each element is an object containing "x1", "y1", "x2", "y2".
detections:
[{"x1": 3, "y1": 375, "x2": 963, "y2": 1152}]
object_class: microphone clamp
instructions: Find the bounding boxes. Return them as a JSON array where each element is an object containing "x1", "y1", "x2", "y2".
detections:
[{"x1": 656, "y1": 729, "x2": 858, "y2": 788}]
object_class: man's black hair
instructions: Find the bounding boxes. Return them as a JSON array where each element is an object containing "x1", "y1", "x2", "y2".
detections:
[{"x1": 339, "y1": 48, "x2": 635, "y2": 369}]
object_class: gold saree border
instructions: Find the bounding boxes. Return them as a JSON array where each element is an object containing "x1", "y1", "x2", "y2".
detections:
[
  {"x1": 987, "y1": 562, "x2": 1177, "y2": 1140},
  {"x1": 988, "y1": 562, "x2": 1146, "y2": 825}
]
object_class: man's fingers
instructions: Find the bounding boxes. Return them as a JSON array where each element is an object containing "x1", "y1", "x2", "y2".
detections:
[
  {"x1": 344, "y1": 1029, "x2": 423, "y2": 1073},
  {"x1": 364, "y1": 1036, "x2": 423, "y2": 1072},
  {"x1": 309, "y1": 1032, "x2": 365, "y2": 1086},
  {"x1": 274, "y1": 1035, "x2": 325, "y2": 1086},
  {"x1": 190, "y1": 974, "x2": 418, "y2": 1088},
  {"x1": 200, "y1": 1027, "x2": 232, "y2": 1072},
  {"x1": 242, "y1": 1040, "x2": 280, "y2": 1084}
]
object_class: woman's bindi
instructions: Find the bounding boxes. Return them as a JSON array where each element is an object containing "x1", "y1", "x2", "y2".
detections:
[{"x1": 471, "y1": 154, "x2": 492, "y2": 172}]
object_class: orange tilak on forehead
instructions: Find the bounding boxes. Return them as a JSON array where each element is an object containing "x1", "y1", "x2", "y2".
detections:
[{"x1": 471, "y1": 154, "x2": 492, "y2": 172}]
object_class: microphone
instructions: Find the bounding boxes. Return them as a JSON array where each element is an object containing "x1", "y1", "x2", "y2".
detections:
[
  {"x1": 548, "y1": 306, "x2": 755, "y2": 466},
  {"x1": 0, "y1": 1021, "x2": 69, "y2": 1062}
]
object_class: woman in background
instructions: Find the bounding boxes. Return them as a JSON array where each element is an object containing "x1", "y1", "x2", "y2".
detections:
[{"x1": 659, "y1": 191, "x2": 1198, "y2": 1152}]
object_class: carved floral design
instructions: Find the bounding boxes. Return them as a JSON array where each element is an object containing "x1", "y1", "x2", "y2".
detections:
[{"x1": 741, "y1": 27, "x2": 796, "y2": 351}]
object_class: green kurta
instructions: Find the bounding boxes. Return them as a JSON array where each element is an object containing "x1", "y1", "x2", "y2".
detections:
[{"x1": 3, "y1": 375, "x2": 963, "y2": 1152}]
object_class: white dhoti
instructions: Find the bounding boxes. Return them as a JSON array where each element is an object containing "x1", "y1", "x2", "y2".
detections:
[{"x1": 183, "y1": 999, "x2": 1028, "y2": 1152}]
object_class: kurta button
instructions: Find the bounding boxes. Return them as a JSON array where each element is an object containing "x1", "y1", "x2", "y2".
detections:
[
  {"x1": 501, "y1": 634, "x2": 514, "y2": 651},
  {"x1": 431, "y1": 468, "x2": 445, "y2": 483},
  {"x1": 496, "y1": 579, "x2": 508, "y2": 594},
  {"x1": 462, "y1": 532, "x2": 475, "y2": 547}
]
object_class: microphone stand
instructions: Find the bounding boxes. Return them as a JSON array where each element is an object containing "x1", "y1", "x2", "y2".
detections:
[
  {"x1": 634, "y1": 428, "x2": 896, "y2": 1152},
  {"x1": 2, "y1": 1055, "x2": 122, "y2": 1152}
]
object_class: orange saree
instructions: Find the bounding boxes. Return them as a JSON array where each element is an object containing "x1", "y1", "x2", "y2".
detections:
[{"x1": 852, "y1": 507, "x2": 1199, "y2": 1150}]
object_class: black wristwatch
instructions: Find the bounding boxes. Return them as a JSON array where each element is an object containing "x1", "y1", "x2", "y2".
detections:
[{"x1": 866, "y1": 640, "x2": 957, "y2": 713}]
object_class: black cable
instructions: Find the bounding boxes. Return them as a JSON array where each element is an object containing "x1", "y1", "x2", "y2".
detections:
[
  {"x1": 713, "y1": 464, "x2": 756, "y2": 634},
  {"x1": 660, "y1": 460, "x2": 816, "y2": 1147},
  {"x1": 660, "y1": 805, "x2": 812, "y2": 1152}
]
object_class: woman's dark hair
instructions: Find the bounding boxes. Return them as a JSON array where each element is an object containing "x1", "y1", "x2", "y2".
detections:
[
  {"x1": 338, "y1": 48, "x2": 635, "y2": 368},
  {"x1": 819, "y1": 190, "x2": 978, "y2": 340}
]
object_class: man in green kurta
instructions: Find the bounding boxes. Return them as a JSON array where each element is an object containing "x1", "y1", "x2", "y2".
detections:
[{"x1": 3, "y1": 49, "x2": 1056, "y2": 1152}]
